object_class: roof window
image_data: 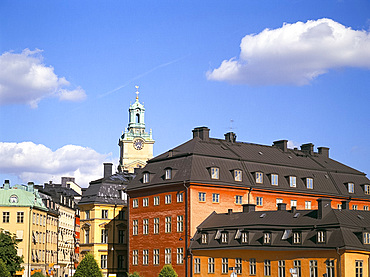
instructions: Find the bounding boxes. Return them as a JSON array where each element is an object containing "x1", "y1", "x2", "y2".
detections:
[{"x1": 143, "y1": 172, "x2": 149, "y2": 184}]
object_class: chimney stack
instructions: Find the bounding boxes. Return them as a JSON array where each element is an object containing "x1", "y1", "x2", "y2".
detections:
[
  {"x1": 273, "y1": 140, "x2": 288, "y2": 152},
  {"x1": 224, "y1": 132, "x2": 237, "y2": 143},
  {"x1": 341, "y1": 200, "x2": 350, "y2": 210},
  {"x1": 277, "y1": 203, "x2": 287, "y2": 211},
  {"x1": 192, "y1": 127, "x2": 210, "y2": 141},
  {"x1": 318, "y1": 147, "x2": 330, "y2": 158},
  {"x1": 103, "y1": 163, "x2": 113, "y2": 178},
  {"x1": 301, "y1": 143, "x2": 314, "y2": 155},
  {"x1": 228, "y1": 209, "x2": 233, "y2": 215},
  {"x1": 242, "y1": 204, "x2": 256, "y2": 213},
  {"x1": 317, "y1": 198, "x2": 332, "y2": 219}
]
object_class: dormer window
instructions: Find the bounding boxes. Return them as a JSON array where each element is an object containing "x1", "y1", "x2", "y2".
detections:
[
  {"x1": 256, "y1": 172, "x2": 263, "y2": 184},
  {"x1": 221, "y1": 232, "x2": 228, "y2": 243},
  {"x1": 271, "y1": 174, "x2": 278, "y2": 186},
  {"x1": 289, "y1": 176, "x2": 297, "y2": 187},
  {"x1": 165, "y1": 168, "x2": 172, "y2": 180},
  {"x1": 293, "y1": 232, "x2": 301, "y2": 244},
  {"x1": 363, "y1": 232, "x2": 370, "y2": 244},
  {"x1": 364, "y1": 184, "x2": 370, "y2": 195},
  {"x1": 201, "y1": 233, "x2": 208, "y2": 244},
  {"x1": 348, "y1": 182, "x2": 355, "y2": 193},
  {"x1": 317, "y1": 231, "x2": 325, "y2": 243},
  {"x1": 241, "y1": 232, "x2": 248, "y2": 243},
  {"x1": 143, "y1": 172, "x2": 149, "y2": 184},
  {"x1": 234, "y1": 170, "x2": 242, "y2": 182},
  {"x1": 211, "y1": 167, "x2": 219, "y2": 179},
  {"x1": 306, "y1": 178, "x2": 313, "y2": 189},
  {"x1": 263, "y1": 233, "x2": 271, "y2": 244}
]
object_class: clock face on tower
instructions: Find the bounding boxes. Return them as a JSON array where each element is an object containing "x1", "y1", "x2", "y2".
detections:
[{"x1": 133, "y1": 138, "x2": 144, "y2": 150}]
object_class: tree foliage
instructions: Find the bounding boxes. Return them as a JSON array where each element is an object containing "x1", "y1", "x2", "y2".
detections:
[
  {"x1": 0, "y1": 258, "x2": 11, "y2": 277},
  {"x1": 31, "y1": 272, "x2": 45, "y2": 277},
  {"x1": 73, "y1": 253, "x2": 103, "y2": 277},
  {"x1": 0, "y1": 230, "x2": 24, "y2": 275},
  {"x1": 128, "y1": 272, "x2": 141, "y2": 277},
  {"x1": 158, "y1": 265, "x2": 178, "y2": 277}
]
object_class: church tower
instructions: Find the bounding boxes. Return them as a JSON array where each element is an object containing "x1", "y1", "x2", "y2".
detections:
[{"x1": 118, "y1": 86, "x2": 155, "y2": 173}]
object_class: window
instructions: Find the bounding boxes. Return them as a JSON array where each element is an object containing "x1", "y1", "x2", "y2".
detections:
[
  {"x1": 242, "y1": 232, "x2": 248, "y2": 243},
  {"x1": 211, "y1": 167, "x2": 219, "y2": 179},
  {"x1": 177, "y1": 192, "x2": 183, "y2": 202},
  {"x1": 133, "y1": 220, "x2": 138, "y2": 235},
  {"x1": 165, "y1": 194, "x2": 172, "y2": 204},
  {"x1": 165, "y1": 168, "x2": 172, "y2": 180},
  {"x1": 326, "y1": 260, "x2": 335, "y2": 277},
  {"x1": 356, "y1": 260, "x2": 363, "y2": 277},
  {"x1": 154, "y1": 218, "x2": 159, "y2": 234},
  {"x1": 221, "y1": 232, "x2": 228, "y2": 243},
  {"x1": 143, "y1": 172, "x2": 149, "y2": 183},
  {"x1": 363, "y1": 232, "x2": 370, "y2": 244},
  {"x1": 118, "y1": 210, "x2": 125, "y2": 220},
  {"x1": 294, "y1": 260, "x2": 301, "y2": 277},
  {"x1": 310, "y1": 260, "x2": 318, "y2": 277},
  {"x1": 143, "y1": 219, "x2": 149, "y2": 235},
  {"x1": 165, "y1": 248, "x2": 171, "y2": 264},
  {"x1": 236, "y1": 195, "x2": 243, "y2": 205},
  {"x1": 317, "y1": 231, "x2": 325, "y2": 243},
  {"x1": 276, "y1": 198, "x2": 283, "y2": 207},
  {"x1": 194, "y1": 258, "x2": 201, "y2": 273},
  {"x1": 17, "y1": 212, "x2": 24, "y2": 223},
  {"x1": 143, "y1": 249, "x2": 149, "y2": 265},
  {"x1": 306, "y1": 178, "x2": 313, "y2": 189},
  {"x1": 201, "y1": 233, "x2": 208, "y2": 244},
  {"x1": 36, "y1": 214, "x2": 39, "y2": 225},
  {"x1": 154, "y1": 196, "x2": 159, "y2": 206},
  {"x1": 208, "y1": 257, "x2": 215, "y2": 273},
  {"x1": 290, "y1": 176, "x2": 296, "y2": 187},
  {"x1": 118, "y1": 255, "x2": 125, "y2": 269},
  {"x1": 256, "y1": 172, "x2": 263, "y2": 183},
  {"x1": 364, "y1": 206, "x2": 369, "y2": 211},
  {"x1": 199, "y1": 192, "x2": 206, "y2": 202},
  {"x1": 132, "y1": 250, "x2": 138, "y2": 265},
  {"x1": 212, "y1": 193, "x2": 220, "y2": 203},
  {"x1": 101, "y1": 255, "x2": 107, "y2": 269},
  {"x1": 235, "y1": 258, "x2": 242, "y2": 274},
  {"x1": 353, "y1": 205, "x2": 358, "y2": 210},
  {"x1": 264, "y1": 260, "x2": 271, "y2": 276},
  {"x1": 222, "y1": 258, "x2": 229, "y2": 274},
  {"x1": 153, "y1": 249, "x2": 159, "y2": 265},
  {"x1": 85, "y1": 229, "x2": 90, "y2": 243},
  {"x1": 118, "y1": 230, "x2": 125, "y2": 244},
  {"x1": 365, "y1": 185, "x2": 370, "y2": 195},
  {"x1": 293, "y1": 232, "x2": 301, "y2": 244},
  {"x1": 256, "y1": 197, "x2": 263, "y2": 206},
  {"x1": 177, "y1": 215, "x2": 183, "y2": 232},
  {"x1": 133, "y1": 199, "x2": 138, "y2": 208},
  {"x1": 143, "y1": 198, "x2": 149, "y2": 207},
  {"x1": 33, "y1": 213, "x2": 35, "y2": 224},
  {"x1": 348, "y1": 182, "x2": 355, "y2": 193},
  {"x1": 264, "y1": 233, "x2": 271, "y2": 244},
  {"x1": 101, "y1": 210, "x2": 108, "y2": 219},
  {"x1": 177, "y1": 248, "x2": 183, "y2": 264},
  {"x1": 305, "y1": 201, "x2": 312, "y2": 209},
  {"x1": 250, "y1": 258, "x2": 256, "y2": 275},
  {"x1": 2, "y1": 212, "x2": 9, "y2": 223},
  {"x1": 271, "y1": 174, "x2": 278, "y2": 186},
  {"x1": 291, "y1": 200, "x2": 297, "y2": 207},
  {"x1": 101, "y1": 229, "x2": 108, "y2": 243},
  {"x1": 85, "y1": 211, "x2": 90, "y2": 219},
  {"x1": 234, "y1": 170, "x2": 242, "y2": 181},
  {"x1": 165, "y1": 216, "x2": 172, "y2": 233},
  {"x1": 278, "y1": 260, "x2": 285, "y2": 277}
]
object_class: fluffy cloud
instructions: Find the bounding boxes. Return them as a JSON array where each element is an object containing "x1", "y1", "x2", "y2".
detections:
[
  {"x1": 207, "y1": 18, "x2": 370, "y2": 85},
  {"x1": 0, "y1": 142, "x2": 115, "y2": 186},
  {"x1": 0, "y1": 49, "x2": 86, "y2": 108}
]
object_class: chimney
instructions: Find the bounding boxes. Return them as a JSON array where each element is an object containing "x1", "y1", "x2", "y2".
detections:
[
  {"x1": 317, "y1": 198, "x2": 332, "y2": 219},
  {"x1": 242, "y1": 204, "x2": 256, "y2": 213},
  {"x1": 192, "y1": 127, "x2": 210, "y2": 141},
  {"x1": 277, "y1": 203, "x2": 287, "y2": 211},
  {"x1": 273, "y1": 140, "x2": 288, "y2": 152},
  {"x1": 103, "y1": 163, "x2": 113, "y2": 178},
  {"x1": 224, "y1": 132, "x2": 237, "y2": 143},
  {"x1": 27, "y1": 182, "x2": 34, "y2": 192},
  {"x1": 291, "y1": 206, "x2": 297, "y2": 214},
  {"x1": 318, "y1": 147, "x2": 330, "y2": 158},
  {"x1": 228, "y1": 209, "x2": 233, "y2": 215},
  {"x1": 301, "y1": 143, "x2": 314, "y2": 155},
  {"x1": 4, "y1": 180, "x2": 10, "y2": 190},
  {"x1": 341, "y1": 200, "x2": 350, "y2": 210}
]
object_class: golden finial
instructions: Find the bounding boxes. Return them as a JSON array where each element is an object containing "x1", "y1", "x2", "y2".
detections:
[{"x1": 135, "y1": 85, "x2": 139, "y2": 100}]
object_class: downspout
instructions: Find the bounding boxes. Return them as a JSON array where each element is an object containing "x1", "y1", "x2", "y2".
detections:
[
  {"x1": 28, "y1": 207, "x2": 33, "y2": 277},
  {"x1": 336, "y1": 247, "x2": 342, "y2": 277},
  {"x1": 112, "y1": 204, "x2": 116, "y2": 275},
  {"x1": 183, "y1": 181, "x2": 189, "y2": 277},
  {"x1": 248, "y1": 188, "x2": 253, "y2": 204}
]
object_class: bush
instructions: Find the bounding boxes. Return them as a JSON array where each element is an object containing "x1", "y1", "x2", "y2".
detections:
[
  {"x1": 73, "y1": 253, "x2": 102, "y2": 277},
  {"x1": 32, "y1": 272, "x2": 45, "y2": 277},
  {"x1": 0, "y1": 259, "x2": 11, "y2": 277},
  {"x1": 128, "y1": 272, "x2": 141, "y2": 277},
  {"x1": 158, "y1": 265, "x2": 178, "y2": 277}
]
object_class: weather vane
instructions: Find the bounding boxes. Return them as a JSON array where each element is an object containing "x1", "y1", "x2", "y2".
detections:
[{"x1": 135, "y1": 85, "x2": 139, "y2": 100}]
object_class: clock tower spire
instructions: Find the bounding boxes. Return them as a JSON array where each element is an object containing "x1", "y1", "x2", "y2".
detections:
[{"x1": 118, "y1": 86, "x2": 155, "y2": 173}]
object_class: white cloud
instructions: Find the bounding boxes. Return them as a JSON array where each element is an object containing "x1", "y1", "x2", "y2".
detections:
[
  {"x1": 207, "y1": 18, "x2": 370, "y2": 86},
  {"x1": 0, "y1": 49, "x2": 86, "y2": 108},
  {"x1": 0, "y1": 142, "x2": 115, "y2": 186}
]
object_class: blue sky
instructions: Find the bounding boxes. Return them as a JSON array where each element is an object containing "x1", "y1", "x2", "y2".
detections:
[{"x1": 1, "y1": 1, "x2": 370, "y2": 186}]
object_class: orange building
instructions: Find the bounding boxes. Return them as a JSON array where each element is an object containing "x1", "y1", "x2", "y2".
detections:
[{"x1": 126, "y1": 127, "x2": 370, "y2": 276}]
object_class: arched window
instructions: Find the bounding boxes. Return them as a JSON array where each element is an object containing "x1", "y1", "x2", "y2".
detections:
[{"x1": 136, "y1": 113, "x2": 140, "y2": 123}]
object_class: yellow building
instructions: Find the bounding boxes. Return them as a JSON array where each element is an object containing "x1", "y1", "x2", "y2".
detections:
[
  {"x1": 0, "y1": 181, "x2": 49, "y2": 277},
  {"x1": 79, "y1": 163, "x2": 130, "y2": 277}
]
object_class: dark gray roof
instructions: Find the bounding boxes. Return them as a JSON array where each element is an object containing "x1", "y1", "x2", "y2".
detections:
[
  {"x1": 190, "y1": 203, "x2": 370, "y2": 252},
  {"x1": 127, "y1": 131, "x2": 370, "y2": 200}
]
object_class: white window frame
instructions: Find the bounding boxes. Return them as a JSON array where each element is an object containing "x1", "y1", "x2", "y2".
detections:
[
  {"x1": 143, "y1": 219, "x2": 149, "y2": 235},
  {"x1": 165, "y1": 248, "x2": 171, "y2": 264},
  {"x1": 143, "y1": 172, "x2": 149, "y2": 183},
  {"x1": 154, "y1": 218, "x2": 159, "y2": 234},
  {"x1": 132, "y1": 199, "x2": 138, "y2": 208},
  {"x1": 132, "y1": 250, "x2": 138, "y2": 265},
  {"x1": 194, "y1": 258, "x2": 201, "y2": 273},
  {"x1": 133, "y1": 220, "x2": 138, "y2": 235},
  {"x1": 234, "y1": 170, "x2": 242, "y2": 182},
  {"x1": 177, "y1": 215, "x2": 183, "y2": 232},
  {"x1": 264, "y1": 233, "x2": 271, "y2": 244},
  {"x1": 290, "y1": 176, "x2": 297, "y2": 187},
  {"x1": 256, "y1": 197, "x2": 263, "y2": 206},
  {"x1": 165, "y1": 168, "x2": 172, "y2": 180},
  {"x1": 143, "y1": 197, "x2": 149, "y2": 207},
  {"x1": 211, "y1": 167, "x2": 219, "y2": 179},
  {"x1": 165, "y1": 194, "x2": 172, "y2": 204},
  {"x1": 208, "y1": 257, "x2": 215, "y2": 273},
  {"x1": 153, "y1": 196, "x2": 159, "y2": 206},
  {"x1": 143, "y1": 249, "x2": 149, "y2": 265},
  {"x1": 165, "y1": 216, "x2": 171, "y2": 233},
  {"x1": 222, "y1": 258, "x2": 229, "y2": 274},
  {"x1": 306, "y1": 178, "x2": 313, "y2": 189},
  {"x1": 291, "y1": 200, "x2": 297, "y2": 207},
  {"x1": 153, "y1": 249, "x2": 159, "y2": 265},
  {"x1": 235, "y1": 195, "x2": 243, "y2": 205},
  {"x1": 305, "y1": 201, "x2": 312, "y2": 209},
  {"x1": 212, "y1": 193, "x2": 220, "y2": 203},
  {"x1": 199, "y1": 192, "x2": 206, "y2": 202},
  {"x1": 348, "y1": 182, "x2": 355, "y2": 193},
  {"x1": 256, "y1": 172, "x2": 263, "y2": 184},
  {"x1": 177, "y1": 248, "x2": 184, "y2": 264},
  {"x1": 177, "y1": 192, "x2": 183, "y2": 202},
  {"x1": 271, "y1": 174, "x2": 279, "y2": 186}
]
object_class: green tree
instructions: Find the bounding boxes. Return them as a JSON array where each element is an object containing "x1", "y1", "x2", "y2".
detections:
[
  {"x1": 0, "y1": 258, "x2": 11, "y2": 277},
  {"x1": 128, "y1": 272, "x2": 141, "y2": 277},
  {"x1": 0, "y1": 230, "x2": 24, "y2": 275},
  {"x1": 31, "y1": 272, "x2": 45, "y2": 277},
  {"x1": 158, "y1": 265, "x2": 178, "y2": 277},
  {"x1": 73, "y1": 253, "x2": 102, "y2": 277}
]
